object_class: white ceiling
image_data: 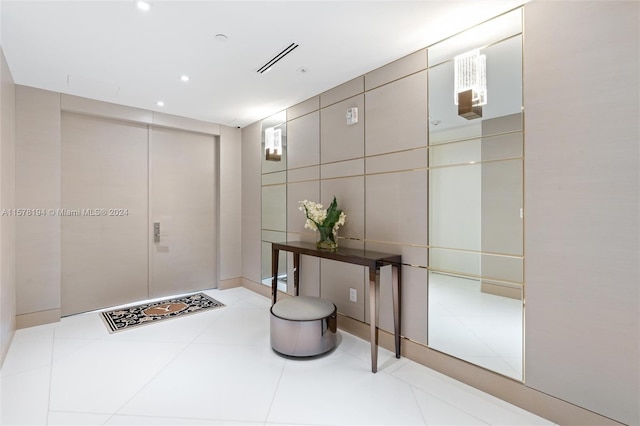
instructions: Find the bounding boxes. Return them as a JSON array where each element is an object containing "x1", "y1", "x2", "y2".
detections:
[{"x1": 1, "y1": 0, "x2": 526, "y2": 128}]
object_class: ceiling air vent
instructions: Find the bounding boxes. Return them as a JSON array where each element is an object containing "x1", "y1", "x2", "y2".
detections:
[{"x1": 256, "y1": 42, "x2": 299, "y2": 73}]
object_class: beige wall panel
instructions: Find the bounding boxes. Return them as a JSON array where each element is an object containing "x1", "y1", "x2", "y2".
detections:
[
  {"x1": 429, "y1": 139, "x2": 481, "y2": 167},
  {"x1": 320, "y1": 259, "x2": 365, "y2": 322},
  {"x1": 429, "y1": 248, "x2": 480, "y2": 277},
  {"x1": 321, "y1": 159, "x2": 363, "y2": 179},
  {"x1": 429, "y1": 164, "x2": 481, "y2": 252},
  {"x1": 320, "y1": 95, "x2": 364, "y2": 164},
  {"x1": 365, "y1": 241, "x2": 427, "y2": 270},
  {"x1": 481, "y1": 132, "x2": 523, "y2": 161},
  {"x1": 482, "y1": 112, "x2": 522, "y2": 138},
  {"x1": 152, "y1": 112, "x2": 220, "y2": 135},
  {"x1": 481, "y1": 159, "x2": 523, "y2": 256},
  {"x1": 61, "y1": 94, "x2": 152, "y2": 124},
  {"x1": 290, "y1": 250, "x2": 320, "y2": 298},
  {"x1": 242, "y1": 122, "x2": 262, "y2": 284},
  {"x1": 61, "y1": 113, "x2": 148, "y2": 315},
  {"x1": 320, "y1": 176, "x2": 364, "y2": 241},
  {"x1": 62, "y1": 94, "x2": 222, "y2": 134},
  {"x1": 261, "y1": 184, "x2": 287, "y2": 231},
  {"x1": 0, "y1": 48, "x2": 16, "y2": 365},
  {"x1": 287, "y1": 180, "x2": 320, "y2": 235},
  {"x1": 366, "y1": 148, "x2": 427, "y2": 175},
  {"x1": 287, "y1": 166, "x2": 319, "y2": 183},
  {"x1": 320, "y1": 76, "x2": 364, "y2": 108},
  {"x1": 15, "y1": 309, "x2": 60, "y2": 330},
  {"x1": 287, "y1": 96, "x2": 319, "y2": 121},
  {"x1": 287, "y1": 111, "x2": 319, "y2": 169},
  {"x1": 365, "y1": 49, "x2": 427, "y2": 91},
  {"x1": 15, "y1": 86, "x2": 61, "y2": 316},
  {"x1": 481, "y1": 254, "x2": 523, "y2": 284},
  {"x1": 523, "y1": 2, "x2": 639, "y2": 425},
  {"x1": 262, "y1": 171, "x2": 286, "y2": 186},
  {"x1": 365, "y1": 71, "x2": 428, "y2": 156},
  {"x1": 220, "y1": 126, "x2": 241, "y2": 280},
  {"x1": 374, "y1": 264, "x2": 427, "y2": 345},
  {"x1": 366, "y1": 170, "x2": 428, "y2": 246}
]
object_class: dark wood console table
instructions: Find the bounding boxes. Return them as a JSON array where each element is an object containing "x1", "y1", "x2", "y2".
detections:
[{"x1": 271, "y1": 241, "x2": 402, "y2": 373}]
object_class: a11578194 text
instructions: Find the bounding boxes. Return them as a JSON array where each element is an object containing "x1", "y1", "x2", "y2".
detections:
[{"x1": 1, "y1": 208, "x2": 129, "y2": 217}]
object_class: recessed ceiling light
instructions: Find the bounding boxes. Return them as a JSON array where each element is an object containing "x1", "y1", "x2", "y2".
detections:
[
  {"x1": 156, "y1": 101, "x2": 164, "y2": 107},
  {"x1": 137, "y1": 1, "x2": 151, "y2": 11},
  {"x1": 180, "y1": 75, "x2": 190, "y2": 82},
  {"x1": 215, "y1": 34, "x2": 229, "y2": 42}
]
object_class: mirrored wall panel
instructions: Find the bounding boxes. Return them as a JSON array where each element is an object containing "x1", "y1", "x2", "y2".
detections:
[
  {"x1": 427, "y1": 8, "x2": 524, "y2": 380},
  {"x1": 261, "y1": 111, "x2": 287, "y2": 291}
]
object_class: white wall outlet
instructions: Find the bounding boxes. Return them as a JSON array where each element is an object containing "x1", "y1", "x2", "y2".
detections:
[{"x1": 349, "y1": 287, "x2": 357, "y2": 302}]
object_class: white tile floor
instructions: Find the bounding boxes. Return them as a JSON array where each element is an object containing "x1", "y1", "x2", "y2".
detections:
[{"x1": 1, "y1": 287, "x2": 553, "y2": 426}]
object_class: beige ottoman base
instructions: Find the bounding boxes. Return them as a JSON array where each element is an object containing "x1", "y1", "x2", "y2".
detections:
[{"x1": 270, "y1": 296, "x2": 337, "y2": 357}]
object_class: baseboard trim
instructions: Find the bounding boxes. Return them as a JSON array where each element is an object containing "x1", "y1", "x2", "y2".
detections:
[
  {"x1": 241, "y1": 278, "x2": 621, "y2": 426},
  {"x1": 240, "y1": 278, "x2": 292, "y2": 301},
  {"x1": 219, "y1": 277, "x2": 243, "y2": 290},
  {"x1": 481, "y1": 280, "x2": 522, "y2": 300},
  {"x1": 16, "y1": 308, "x2": 61, "y2": 329}
]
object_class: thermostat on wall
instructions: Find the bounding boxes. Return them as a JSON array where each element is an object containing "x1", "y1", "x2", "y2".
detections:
[{"x1": 346, "y1": 107, "x2": 358, "y2": 125}]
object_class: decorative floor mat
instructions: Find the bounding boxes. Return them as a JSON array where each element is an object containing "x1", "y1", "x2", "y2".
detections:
[{"x1": 101, "y1": 292, "x2": 225, "y2": 333}]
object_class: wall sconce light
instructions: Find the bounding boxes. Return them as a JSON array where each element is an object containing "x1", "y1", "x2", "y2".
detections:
[
  {"x1": 346, "y1": 107, "x2": 358, "y2": 125},
  {"x1": 265, "y1": 126, "x2": 282, "y2": 161},
  {"x1": 454, "y1": 49, "x2": 487, "y2": 120}
]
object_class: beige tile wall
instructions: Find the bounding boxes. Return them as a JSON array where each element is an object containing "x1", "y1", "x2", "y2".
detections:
[
  {"x1": 244, "y1": 3, "x2": 639, "y2": 424},
  {"x1": 523, "y1": 2, "x2": 639, "y2": 425},
  {"x1": 278, "y1": 50, "x2": 430, "y2": 345},
  {"x1": 15, "y1": 87, "x2": 61, "y2": 323},
  {"x1": 0, "y1": 48, "x2": 16, "y2": 366}
]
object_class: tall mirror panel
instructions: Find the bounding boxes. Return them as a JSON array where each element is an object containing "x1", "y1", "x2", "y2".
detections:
[
  {"x1": 427, "y1": 9, "x2": 524, "y2": 380},
  {"x1": 261, "y1": 111, "x2": 287, "y2": 291}
]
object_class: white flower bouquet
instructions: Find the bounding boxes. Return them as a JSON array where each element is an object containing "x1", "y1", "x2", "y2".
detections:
[{"x1": 298, "y1": 196, "x2": 346, "y2": 250}]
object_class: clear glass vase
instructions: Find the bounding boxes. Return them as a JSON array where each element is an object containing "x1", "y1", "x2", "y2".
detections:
[{"x1": 316, "y1": 226, "x2": 338, "y2": 251}]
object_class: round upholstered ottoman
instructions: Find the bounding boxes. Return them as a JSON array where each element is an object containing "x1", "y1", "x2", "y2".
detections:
[{"x1": 270, "y1": 296, "x2": 337, "y2": 357}]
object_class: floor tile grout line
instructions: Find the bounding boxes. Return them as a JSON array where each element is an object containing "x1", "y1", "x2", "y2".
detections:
[
  {"x1": 105, "y1": 337, "x2": 195, "y2": 423},
  {"x1": 45, "y1": 327, "x2": 57, "y2": 426},
  {"x1": 391, "y1": 364, "x2": 525, "y2": 425},
  {"x1": 105, "y1": 288, "x2": 268, "y2": 423},
  {"x1": 262, "y1": 350, "x2": 288, "y2": 424},
  {"x1": 409, "y1": 384, "x2": 429, "y2": 425}
]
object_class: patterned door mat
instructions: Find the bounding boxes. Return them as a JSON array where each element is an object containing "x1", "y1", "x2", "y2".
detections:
[{"x1": 101, "y1": 292, "x2": 225, "y2": 333}]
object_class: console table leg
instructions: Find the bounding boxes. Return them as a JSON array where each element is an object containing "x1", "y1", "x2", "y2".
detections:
[
  {"x1": 293, "y1": 253, "x2": 300, "y2": 296},
  {"x1": 369, "y1": 269, "x2": 378, "y2": 373},
  {"x1": 271, "y1": 248, "x2": 279, "y2": 305},
  {"x1": 392, "y1": 264, "x2": 401, "y2": 358}
]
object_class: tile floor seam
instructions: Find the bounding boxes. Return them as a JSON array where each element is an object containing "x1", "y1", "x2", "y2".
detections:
[
  {"x1": 185, "y1": 308, "x2": 228, "y2": 345},
  {"x1": 263, "y1": 356, "x2": 288, "y2": 424},
  {"x1": 107, "y1": 338, "x2": 194, "y2": 421},
  {"x1": 411, "y1": 384, "x2": 493, "y2": 426},
  {"x1": 409, "y1": 384, "x2": 429, "y2": 425},
  {"x1": 44, "y1": 326, "x2": 58, "y2": 426},
  {"x1": 390, "y1": 364, "x2": 498, "y2": 425}
]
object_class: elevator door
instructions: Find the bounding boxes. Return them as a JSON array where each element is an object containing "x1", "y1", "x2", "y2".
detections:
[
  {"x1": 149, "y1": 127, "x2": 217, "y2": 298},
  {"x1": 61, "y1": 113, "x2": 149, "y2": 315},
  {"x1": 61, "y1": 113, "x2": 217, "y2": 316}
]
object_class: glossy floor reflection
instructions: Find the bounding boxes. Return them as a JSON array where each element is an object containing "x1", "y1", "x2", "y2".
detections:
[
  {"x1": 1, "y1": 286, "x2": 549, "y2": 425},
  {"x1": 429, "y1": 273, "x2": 523, "y2": 380}
]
